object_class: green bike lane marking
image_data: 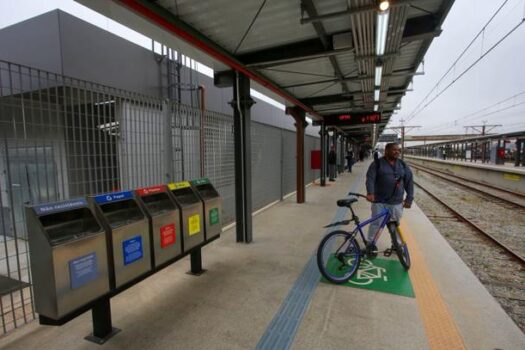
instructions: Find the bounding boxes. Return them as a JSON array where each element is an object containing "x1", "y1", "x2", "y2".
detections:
[{"x1": 321, "y1": 256, "x2": 415, "y2": 298}]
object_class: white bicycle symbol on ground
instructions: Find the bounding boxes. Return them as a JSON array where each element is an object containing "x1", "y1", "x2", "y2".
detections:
[{"x1": 348, "y1": 259, "x2": 388, "y2": 285}]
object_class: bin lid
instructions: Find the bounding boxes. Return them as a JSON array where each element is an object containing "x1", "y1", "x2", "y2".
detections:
[
  {"x1": 190, "y1": 178, "x2": 219, "y2": 200},
  {"x1": 93, "y1": 190, "x2": 145, "y2": 228},
  {"x1": 168, "y1": 181, "x2": 201, "y2": 206},
  {"x1": 32, "y1": 199, "x2": 103, "y2": 246},
  {"x1": 136, "y1": 185, "x2": 176, "y2": 215}
]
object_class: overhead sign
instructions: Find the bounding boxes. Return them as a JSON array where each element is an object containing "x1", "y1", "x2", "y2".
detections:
[{"x1": 313, "y1": 112, "x2": 381, "y2": 126}]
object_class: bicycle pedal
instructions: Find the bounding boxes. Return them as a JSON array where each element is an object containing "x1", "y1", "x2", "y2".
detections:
[{"x1": 383, "y1": 248, "x2": 393, "y2": 257}]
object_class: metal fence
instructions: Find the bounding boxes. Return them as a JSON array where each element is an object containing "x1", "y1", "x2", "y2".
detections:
[{"x1": 0, "y1": 60, "x2": 321, "y2": 335}]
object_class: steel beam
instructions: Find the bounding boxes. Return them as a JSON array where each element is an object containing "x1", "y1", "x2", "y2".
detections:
[
  {"x1": 320, "y1": 123, "x2": 326, "y2": 186},
  {"x1": 230, "y1": 72, "x2": 255, "y2": 243},
  {"x1": 286, "y1": 106, "x2": 307, "y2": 203}
]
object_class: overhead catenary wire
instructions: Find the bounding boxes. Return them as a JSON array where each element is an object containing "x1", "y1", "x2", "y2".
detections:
[
  {"x1": 408, "y1": 19, "x2": 525, "y2": 123},
  {"x1": 418, "y1": 90, "x2": 525, "y2": 132},
  {"x1": 404, "y1": 0, "x2": 525, "y2": 123}
]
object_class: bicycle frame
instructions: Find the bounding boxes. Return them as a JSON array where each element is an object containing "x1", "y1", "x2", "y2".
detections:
[{"x1": 351, "y1": 207, "x2": 392, "y2": 246}]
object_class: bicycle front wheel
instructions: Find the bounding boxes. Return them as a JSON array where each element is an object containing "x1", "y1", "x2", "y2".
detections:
[
  {"x1": 390, "y1": 225, "x2": 411, "y2": 270},
  {"x1": 317, "y1": 230, "x2": 361, "y2": 284}
]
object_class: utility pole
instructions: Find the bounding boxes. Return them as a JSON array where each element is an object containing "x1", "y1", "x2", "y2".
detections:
[{"x1": 385, "y1": 119, "x2": 420, "y2": 159}]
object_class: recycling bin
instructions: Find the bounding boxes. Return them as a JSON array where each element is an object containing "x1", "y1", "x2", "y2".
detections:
[
  {"x1": 25, "y1": 199, "x2": 110, "y2": 320},
  {"x1": 135, "y1": 185, "x2": 182, "y2": 267},
  {"x1": 167, "y1": 181, "x2": 204, "y2": 251},
  {"x1": 89, "y1": 191, "x2": 151, "y2": 289},
  {"x1": 191, "y1": 178, "x2": 222, "y2": 240}
]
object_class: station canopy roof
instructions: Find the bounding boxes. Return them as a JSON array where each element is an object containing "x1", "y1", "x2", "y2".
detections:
[{"x1": 77, "y1": 0, "x2": 454, "y2": 140}]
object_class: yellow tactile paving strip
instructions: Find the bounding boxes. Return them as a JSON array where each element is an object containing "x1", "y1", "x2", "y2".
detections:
[{"x1": 400, "y1": 222, "x2": 466, "y2": 350}]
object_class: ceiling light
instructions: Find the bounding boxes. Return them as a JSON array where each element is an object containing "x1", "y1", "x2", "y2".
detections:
[
  {"x1": 374, "y1": 89, "x2": 380, "y2": 102},
  {"x1": 375, "y1": 66, "x2": 383, "y2": 87},
  {"x1": 379, "y1": 1, "x2": 390, "y2": 12},
  {"x1": 376, "y1": 10, "x2": 390, "y2": 56},
  {"x1": 374, "y1": 104, "x2": 378, "y2": 112}
]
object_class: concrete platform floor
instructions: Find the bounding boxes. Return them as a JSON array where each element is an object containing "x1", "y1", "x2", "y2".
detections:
[{"x1": 0, "y1": 161, "x2": 524, "y2": 349}]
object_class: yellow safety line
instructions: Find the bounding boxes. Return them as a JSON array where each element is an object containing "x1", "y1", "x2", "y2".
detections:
[{"x1": 400, "y1": 221, "x2": 466, "y2": 350}]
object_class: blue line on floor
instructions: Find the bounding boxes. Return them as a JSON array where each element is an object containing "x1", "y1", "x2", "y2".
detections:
[{"x1": 256, "y1": 173, "x2": 364, "y2": 350}]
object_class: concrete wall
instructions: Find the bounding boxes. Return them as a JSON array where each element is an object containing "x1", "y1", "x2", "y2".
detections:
[{"x1": 0, "y1": 11, "x2": 62, "y2": 74}]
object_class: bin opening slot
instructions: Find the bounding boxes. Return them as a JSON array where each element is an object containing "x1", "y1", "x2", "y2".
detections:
[
  {"x1": 39, "y1": 208, "x2": 102, "y2": 246},
  {"x1": 141, "y1": 192, "x2": 176, "y2": 215},
  {"x1": 99, "y1": 200, "x2": 144, "y2": 228},
  {"x1": 195, "y1": 184, "x2": 219, "y2": 199},
  {"x1": 171, "y1": 188, "x2": 200, "y2": 206}
]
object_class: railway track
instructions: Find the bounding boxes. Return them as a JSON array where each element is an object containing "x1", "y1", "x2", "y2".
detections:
[
  {"x1": 414, "y1": 180, "x2": 525, "y2": 266},
  {"x1": 412, "y1": 175, "x2": 525, "y2": 332},
  {"x1": 407, "y1": 161, "x2": 525, "y2": 209}
]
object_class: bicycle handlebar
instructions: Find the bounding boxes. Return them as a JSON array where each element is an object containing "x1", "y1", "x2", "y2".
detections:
[{"x1": 348, "y1": 192, "x2": 367, "y2": 198}]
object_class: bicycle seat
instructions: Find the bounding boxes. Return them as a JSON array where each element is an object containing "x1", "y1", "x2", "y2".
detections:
[{"x1": 337, "y1": 198, "x2": 357, "y2": 207}]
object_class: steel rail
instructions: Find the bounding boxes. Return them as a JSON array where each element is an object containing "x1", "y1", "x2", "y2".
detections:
[{"x1": 414, "y1": 180, "x2": 525, "y2": 267}]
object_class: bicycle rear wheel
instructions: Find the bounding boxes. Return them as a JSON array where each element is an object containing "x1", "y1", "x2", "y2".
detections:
[
  {"x1": 317, "y1": 230, "x2": 361, "y2": 284},
  {"x1": 389, "y1": 225, "x2": 411, "y2": 270}
]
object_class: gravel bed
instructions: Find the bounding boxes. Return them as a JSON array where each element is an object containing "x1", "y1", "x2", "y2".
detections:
[
  {"x1": 414, "y1": 169, "x2": 525, "y2": 258},
  {"x1": 413, "y1": 174, "x2": 525, "y2": 333}
]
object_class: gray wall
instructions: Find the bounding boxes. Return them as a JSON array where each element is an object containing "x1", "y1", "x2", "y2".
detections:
[{"x1": 0, "y1": 11, "x2": 62, "y2": 74}]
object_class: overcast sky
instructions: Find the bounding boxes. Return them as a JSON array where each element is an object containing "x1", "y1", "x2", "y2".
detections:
[
  {"x1": 1, "y1": 0, "x2": 524, "y2": 138},
  {"x1": 390, "y1": 0, "x2": 525, "y2": 137}
]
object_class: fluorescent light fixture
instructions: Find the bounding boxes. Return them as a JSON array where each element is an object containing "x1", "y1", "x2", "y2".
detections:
[
  {"x1": 374, "y1": 104, "x2": 378, "y2": 112},
  {"x1": 94, "y1": 100, "x2": 115, "y2": 106},
  {"x1": 376, "y1": 10, "x2": 390, "y2": 56},
  {"x1": 375, "y1": 66, "x2": 383, "y2": 86},
  {"x1": 250, "y1": 89, "x2": 286, "y2": 111},
  {"x1": 374, "y1": 89, "x2": 380, "y2": 102}
]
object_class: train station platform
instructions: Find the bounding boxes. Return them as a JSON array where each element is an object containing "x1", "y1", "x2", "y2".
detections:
[
  {"x1": 407, "y1": 155, "x2": 525, "y2": 175},
  {"x1": 406, "y1": 155, "x2": 525, "y2": 195},
  {"x1": 0, "y1": 162, "x2": 524, "y2": 350}
]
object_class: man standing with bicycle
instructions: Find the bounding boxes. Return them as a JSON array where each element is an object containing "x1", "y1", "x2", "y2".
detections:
[{"x1": 365, "y1": 143, "x2": 414, "y2": 243}]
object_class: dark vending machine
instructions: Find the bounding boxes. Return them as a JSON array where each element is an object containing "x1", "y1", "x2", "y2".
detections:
[
  {"x1": 89, "y1": 191, "x2": 151, "y2": 289},
  {"x1": 135, "y1": 185, "x2": 182, "y2": 267}
]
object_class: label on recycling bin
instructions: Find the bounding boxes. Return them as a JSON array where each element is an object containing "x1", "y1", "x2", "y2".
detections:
[
  {"x1": 122, "y1": 235, "x2": 143, "y2": 265},
  {"x1": 69, "y1": 252, "x2": 99, "y2": 290},
  {"x1": 34, "y1": 198, "x2": 87, "y2": 216},
  {"x1": 94, "y1": 190, "x2": 133, "y2": 204},
  {"x1": 191, "y1": 178, "x2": 210, "y2": 186},
  {"x1": 209, "y1": 207, "x2": 219, "y2": 225},
  {"x1": 160, "y1": 223, "x2": 176, "y2": 248},
  {"x1": 168, "y1": 181, "x2": 191, "y2": 190},
  {"x1": 188, "y1": 214, "x2": 201, "y2": 236},
  {"x1": 136, "y1": 185, "x2": 165, "y2": 196}
]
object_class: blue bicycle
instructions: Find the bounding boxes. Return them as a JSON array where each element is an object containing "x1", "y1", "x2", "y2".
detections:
[{"x1": 317, "y1": 192, "x2": 411, "y2": 284}]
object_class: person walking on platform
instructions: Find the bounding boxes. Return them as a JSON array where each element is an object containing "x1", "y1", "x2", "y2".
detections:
[
  {"x1": 346, "y1": 150, "x2": 354, "y2": 173},
  {"x1": 328, "y1": 145, "x2": 337, "y2": 181},
  {"x1": 365, "y1": 142, "x2": 414, "y2": 243}
]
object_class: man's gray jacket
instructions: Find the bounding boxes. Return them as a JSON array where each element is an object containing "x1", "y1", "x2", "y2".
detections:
[{"x1": 366, "y1": 158, "x2": 414, "y2": 205}]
